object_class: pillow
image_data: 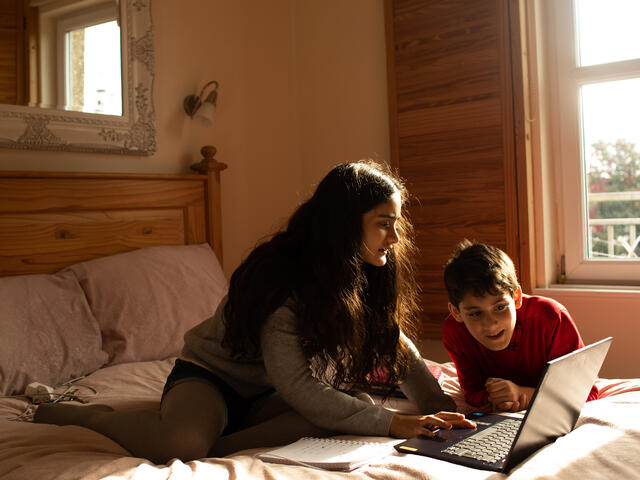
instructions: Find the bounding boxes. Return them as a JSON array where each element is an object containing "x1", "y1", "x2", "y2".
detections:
[
  {"x1": 67, "y1": 244, "x2": 228, "y2": 365},
  {"x1": 0, "y1": 271, "x2": 108, "y2": 396}
]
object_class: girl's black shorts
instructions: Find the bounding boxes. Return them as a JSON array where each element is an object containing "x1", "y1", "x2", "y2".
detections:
[{"x1": 162, "y1": 358, "x2": 273, "y2": 435}]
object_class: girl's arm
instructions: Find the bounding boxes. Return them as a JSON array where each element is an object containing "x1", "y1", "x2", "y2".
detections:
[
  {"x1": 392, "y1": 335, "x2": 476, "y2": 437},
  {"x1": 261, "y1": 304, "x2": 395, "y2": 436},
  {"x1": 389, "y1": 411, "x2": 475, "y2": 438},
  {"x1": 398, "y1": 332, "x2": 457, "y2": 413}
]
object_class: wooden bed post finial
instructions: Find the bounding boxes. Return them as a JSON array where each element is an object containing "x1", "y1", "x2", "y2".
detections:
[
  {"x1": 191, "y1": 145, "x2": 227, "y2": 266},
  {"x1": 192, "y1": 145, "x2": 227, "y2": 174}
]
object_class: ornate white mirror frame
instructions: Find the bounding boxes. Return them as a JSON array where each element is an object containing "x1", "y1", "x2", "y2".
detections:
[{"x1": 0, "y1": 0, "x2": 155, "y2": 155}]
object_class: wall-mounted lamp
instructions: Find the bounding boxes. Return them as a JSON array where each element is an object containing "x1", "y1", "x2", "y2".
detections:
[{"x1": 184, "y1": 80, "x2": 219, "y2": 126}]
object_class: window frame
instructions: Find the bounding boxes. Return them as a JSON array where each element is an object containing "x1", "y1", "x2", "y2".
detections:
[{"x1": 539, "y1": 0, "x2": 640, "y2": 285}]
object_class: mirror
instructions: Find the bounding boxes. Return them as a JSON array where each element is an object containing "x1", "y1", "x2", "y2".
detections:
[{"x1": 0, "y1": 0, "x2": 155, "y2": 155}]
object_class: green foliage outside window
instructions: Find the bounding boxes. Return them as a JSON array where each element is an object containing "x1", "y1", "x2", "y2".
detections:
[{"x1": 587, "y1": 139, "x2": 640, "y2": 257}]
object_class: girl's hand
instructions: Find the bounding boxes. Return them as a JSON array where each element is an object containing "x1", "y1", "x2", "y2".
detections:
[
  {"x1": 389, "y1": 411, "x2": 476, "y2": 439},
  {"x1": 485, "y1": 378, "x2": 533, "y2": 412}
]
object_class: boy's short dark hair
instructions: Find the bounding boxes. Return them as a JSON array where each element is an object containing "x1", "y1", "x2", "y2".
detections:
[{"x1": 444, "y1": 240, "x2": 519, "y2": 308}]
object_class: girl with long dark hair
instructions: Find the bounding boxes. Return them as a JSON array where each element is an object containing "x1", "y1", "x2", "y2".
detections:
[{"x1": 36, "y1": 160, "x2": 473, "y2": 463}]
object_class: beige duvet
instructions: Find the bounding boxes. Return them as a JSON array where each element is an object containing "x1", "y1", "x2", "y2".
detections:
[{"x1": 1, "y1": 358, "x2": 639, "y2": 480}]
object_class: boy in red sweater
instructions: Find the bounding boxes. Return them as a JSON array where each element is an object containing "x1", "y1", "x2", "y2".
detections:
[{"x1": 442, "y1": 240, "x2": 598, "y2": 412}]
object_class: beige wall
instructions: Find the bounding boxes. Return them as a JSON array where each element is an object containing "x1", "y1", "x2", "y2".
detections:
[
  {"x1": 0, "y1": 0, "x2": 391, "y2": 277},
  {"x1": 293, "y1": 1, "x2": 390, "y2": 190},
  {"x1": 533, "y1": 289, "x2": 639, "y2": 379}
]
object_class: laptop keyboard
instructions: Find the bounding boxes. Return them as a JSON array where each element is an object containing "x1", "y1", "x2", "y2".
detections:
[{"x1": 442, "y1": 418, "x2": 521, "y2": 464}]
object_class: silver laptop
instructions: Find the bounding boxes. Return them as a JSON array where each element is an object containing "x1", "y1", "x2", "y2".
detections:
[{"x1": 395, "y1": 337, "x2": 612, "y2": 472}]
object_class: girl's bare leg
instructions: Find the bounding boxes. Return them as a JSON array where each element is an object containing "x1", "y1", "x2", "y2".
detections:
[{"x1": 34, "y1": 380, "x2": 226, "y2": 464}]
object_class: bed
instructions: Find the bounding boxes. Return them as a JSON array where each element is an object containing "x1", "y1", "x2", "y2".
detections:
[{"x1": 1, "y1": 156, "x2": 640, "y2": 480}]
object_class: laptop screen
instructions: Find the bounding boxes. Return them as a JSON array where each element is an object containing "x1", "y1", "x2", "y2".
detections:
[{"x1": 504, "y1": 337, "x2": 612, "y2": 471}]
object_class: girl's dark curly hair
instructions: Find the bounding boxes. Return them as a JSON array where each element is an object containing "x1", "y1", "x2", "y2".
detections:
[{"x1": 222, "y1": 160, "x2": 419, "y2": 395}]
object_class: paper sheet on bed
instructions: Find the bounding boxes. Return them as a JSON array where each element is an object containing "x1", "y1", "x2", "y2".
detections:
[{"x1": 256, "y1": 436, "x2": 395, "y2": 471}]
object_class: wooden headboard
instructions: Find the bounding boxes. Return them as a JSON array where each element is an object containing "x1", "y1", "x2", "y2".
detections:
[{"x1": 0, "y1": 147, "x2": 227, "y2": 276}]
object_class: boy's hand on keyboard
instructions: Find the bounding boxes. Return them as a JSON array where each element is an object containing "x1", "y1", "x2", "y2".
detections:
[
  {"x1": 390, "y1": 411, "x2": 476, "y2": 439},
  {"x1": 485, "y1": 378, "x2": 533, "y2": 412}
]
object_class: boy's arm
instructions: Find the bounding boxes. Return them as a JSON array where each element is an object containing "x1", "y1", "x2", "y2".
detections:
[
  {"x1": 547, "y1": 308, "x2": 584, "y2": 359},
  {"x1": 442, "y1": 321, "x2": 490, "y2": 408},
  {"x1": 485, "y1": 377, "x2": 535, "y2": 411},
  {"x1": 451, "y1": 358, "x2": 490, "y2": 407},
  {"x1": 547, "y1": 307, "x2": 599, "y2": 401}
]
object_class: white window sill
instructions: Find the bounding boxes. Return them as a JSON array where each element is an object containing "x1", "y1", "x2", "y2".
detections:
[{"x1": 534, "y1": 285, "x2": 640, "y2": 298}]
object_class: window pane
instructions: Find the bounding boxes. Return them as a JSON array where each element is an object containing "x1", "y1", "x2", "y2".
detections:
[
  {"x1": 66, "y1": 21, "x2": 121, "y2": 115},
  {"x1": 582, "y1": 78, "x2": 640, "y2": 259},
  {"x1": 576, "y1": 0, "x2": 640, "y2": 67}
]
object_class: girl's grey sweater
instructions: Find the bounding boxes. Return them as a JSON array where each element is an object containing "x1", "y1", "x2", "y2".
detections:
[{"x1": 180, "y1": 296, "x2": 454, "y2": 437}]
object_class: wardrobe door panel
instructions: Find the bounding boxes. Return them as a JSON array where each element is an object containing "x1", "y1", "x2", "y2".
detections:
[{"x1": 386, "y1": 0, "x2": 529, "y2": 338}]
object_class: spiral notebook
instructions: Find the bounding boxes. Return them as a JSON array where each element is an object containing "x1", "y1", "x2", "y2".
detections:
[{"x1": 256, "y1": 437, "x2": 394, "y2": 471}]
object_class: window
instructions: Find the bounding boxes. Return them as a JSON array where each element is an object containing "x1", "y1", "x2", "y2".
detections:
[{"x1": 541, "y1": 0, "x2": 640, "y2": 285}]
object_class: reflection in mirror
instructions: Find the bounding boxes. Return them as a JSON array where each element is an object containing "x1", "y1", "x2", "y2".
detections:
[
  {"x1": 0, "y1": 0, "x2": 155, "y2": 155},
  {"x1": 22, "y1": 0, "x2": 123, "y2": 115}
]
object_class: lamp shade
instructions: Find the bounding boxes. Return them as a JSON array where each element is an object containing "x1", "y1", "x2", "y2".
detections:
[{"x1": 195, "y1": 101, "x2": 215, "y2": 126}]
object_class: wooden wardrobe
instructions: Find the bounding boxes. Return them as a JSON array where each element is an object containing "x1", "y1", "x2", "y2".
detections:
[
  {"x1": 0, "y1": 0, "x2": 37, "y2": 106},
  {"x1": 0, "y1": 0, "x2": 24, "y2": 105},
  {"x1": 385, "y1": 0, "x2": 531, "y2": 338}
]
